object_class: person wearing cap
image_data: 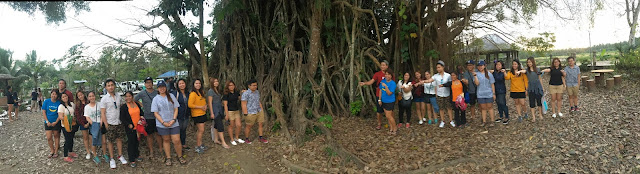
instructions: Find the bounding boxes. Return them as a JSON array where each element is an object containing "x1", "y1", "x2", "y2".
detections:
[
  {"x1": 461, "y1": 60, "x2": 478, "y2": 121},
  {"x1": 359, "y1": 60, "x2": 393, "y2": 130},
  {"x1": 100, "y1": 79, "x2": 128, "y2": 168},
  {"x1": 134, "y1": 77, "x2": 163, "y2": 160},
  {"x1": 151, "y1": 80, "x2": 186, "y2": 165},
  {"x1": 433, "y1": 60, "x2": 454, "y2": 128},
  {"x1": 474, "y1": 60, "x2": 496, "y2": 127}
]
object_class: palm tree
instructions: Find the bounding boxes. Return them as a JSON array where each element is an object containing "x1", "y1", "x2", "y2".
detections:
[
  {"x1": 0, "y1": 47, "x2": 29, "y2": 96},
  {"x1": 16, "y1": 50, "x2": 50, "y2": 90}
]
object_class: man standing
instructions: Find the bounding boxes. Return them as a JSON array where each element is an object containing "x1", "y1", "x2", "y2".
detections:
[
  {"x1": 564, "y1": 56, "x2": 581, "y2": 112},
  {"x1": 100, "y1": 79, "x2": 128, "y2": 169},
  {"x1": 31, "y1": 88, "x2": 38, "y2": 112},
  {"x1": 58, "y1": 79, "x2": 74, "y2": 103},
  {"x1": 134, "y1": 77, "x2": 163, "y2": 160}
]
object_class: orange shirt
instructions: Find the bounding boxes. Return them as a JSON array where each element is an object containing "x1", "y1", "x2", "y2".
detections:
[
  {"x1": 451, "y1": 80, "x2": 463, "y2": 102},
  {"x1": 188, "y1": 91, "x2": 207, "y2": 117},
  {"x1": 127, "y1": 103, "x2": 141, "y2": 125}
]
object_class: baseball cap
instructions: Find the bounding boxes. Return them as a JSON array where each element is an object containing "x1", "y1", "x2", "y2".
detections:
[
  {"x1": 437, "y1": 60, "x2": 445, "y2": 66},
  {"x1": 477, "y1": 60, "x2": 486, "y2": 66},
  {"x1": 157, "y1": 80, "x2": 167, "y2": 87},
  {"x1": 144, "y1": 77, "x2": 153, "y2": 83},
  {"x1": 466, "y1": 60, "x2": 475, "y2": 65}
]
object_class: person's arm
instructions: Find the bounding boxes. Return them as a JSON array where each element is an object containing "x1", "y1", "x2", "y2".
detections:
[
  {"x1": 577, "y1": 72, "x2": 581, "y2": 87},
  {"x1": 541, "y1": 68, "x2": 551, "y2": 73},
  {"x1": 359, "y1": 78, "x2": 376, "y2": 86},
  {"x1": 241, "y1": 94, "x2": 248, "y2": 115},
  {"x1": 188, "y1": 92, "x2": 197, "y2": 109},
  {"x1": 378, "y1": 88, "x2": 382, "y2": 106},
  {"x1": 386, "y1": 83, "x2": 395, "y2": 95},
  {"x1": 84, "y1": 106, "x2": 93, "y2": 124},
  {"x1": 492, "y1": 84, "x2": 496, "y2": 100},
  {"x1": 562, "y1": 71, "x2": 567, "y2": 88},
  {"x1": 58, "y1": 106, "x2": 65, "y2": 127},
  {"x1": 120, "y1": 105, "x2": 133, "y2": 129},
  {"x1": 441, "y1": 81, "x2": 453, "y2": 88},
  {"x1": 473, "y1": 73, "x2": 480, "y2": 86},
  {"x1": 223, "y1": 100, "x2": 229, "y2": 120},
  {"x1": 208, "y1": 95, "x2": 215, "y2": 119},
  {"x1": 100, "y1": 102, "x2": 108, "y2": 129},
  {"x1": 170, "y1": 105, "x2": 178, "y2": 126}
]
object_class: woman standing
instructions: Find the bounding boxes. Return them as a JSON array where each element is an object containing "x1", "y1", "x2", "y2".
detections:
[
  {"x1": 541, "y1": 58, "x2": 566, "y2": 118},
  {"x1": 473, "y1": 60, "x2": 496, "y2": 127},
  {"x1": 172, "y1": 79, "x2": 190, "y2": 151},
  {"x1": 120, "y1": 91, "x2": 143, "y2": 167},
  {"x1": 442, "y1": 71, "x2": 467, "y2": 127},
  {"x1": 58, "y1": 93, "x2": 78, "y2": 162},
  {"x1": 74, "y1": 91, "x2": 92, "y2": 160},
  {"x1": 412, "y1": 71, "x2": 427, "y2": 125},
  {"x1": 422, "y1": 71, "x2": 439, "y2": 125},
  {"x1": 188, "y1": 79, "x2": 209, "y2": 153},
  {"x1": 397, "y1": 72, "x2": 413, "y2": 128},
  {"x1": 223, "y1": 80, "x2": 242, "y2": 146},
  {"x1": 84, "y1": 91, "x2": 108, "y2": 164},
  {"x1": 524, "y1": 57, "x2": 545, "y2": 122},
  {"x1": 207, "y1": 78, "x2": 224, "y2": 144},
  {"x1": 505, "y1": 60, "x2": 528, "y2": 121},
  {"x1": 379, "y1": 69, "x2": 398, "y2": 135},
  {"x1": 492, "y1": 61, "x2": 510, "y2": 124},
  {"x1": 6, "y1": 86, "x2": 16, "y2": 121},
  {"x1": 43, "y1": 90, "x2": 61, "y2": 158},
  {"x1": 151, "y1": 81, "x2": 186, "y2": 165}
]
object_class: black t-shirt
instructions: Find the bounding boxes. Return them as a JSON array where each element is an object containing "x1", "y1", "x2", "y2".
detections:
[
  {"x1": 31, "y1": 92, "x2": 38, "y2": 100},
  {"x1": 222, "y1": 91, "x2": 240, "y2": 111},
  {"x1": 6, "y1": 92, "x2": 14, "y2": 104},
  {"x1": 549, "y1": 68, "x2": 564, "y2": 85}
]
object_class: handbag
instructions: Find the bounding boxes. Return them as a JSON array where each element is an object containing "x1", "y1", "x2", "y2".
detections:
[{"x1": 464, "y1": 92, "x2": 470, "y2": 104}]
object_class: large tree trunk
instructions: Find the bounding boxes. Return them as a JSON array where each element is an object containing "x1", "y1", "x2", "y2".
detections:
[{"x1": 198, "y1": 0, "x2": 210, "y2": 87}]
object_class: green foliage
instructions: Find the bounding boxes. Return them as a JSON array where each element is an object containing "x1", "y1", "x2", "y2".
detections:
[
  {"x1": 8, "y1": 1, "x2": 90, "y2": 25},
  {"x1": 518, "y1": 32, "x2": 556, "y2": 57},
  {"x1": 349, "y1": 100, "x2": 363, "y2": 116},
  {"x1": 324, "y1": 147, "x2": 337, "y2": 157},
  {"x1": 617, "y1": 48, "x2": 640, "y2": 77},
  {"x1": 271, "y1": 121, "x2": 281, "y2": 132},
  {"x1": 268, "y1": 107, "x2": 275, "y2": 115},
  {"x1": 424, "y1": 49, "x2": 439, "y2": 60},
  {"x1": 318, "y1": 114, "x2": 333, "y2": 129},
  {"x1": 212, "y1": 0, "x2": 245, "y2": 22}
]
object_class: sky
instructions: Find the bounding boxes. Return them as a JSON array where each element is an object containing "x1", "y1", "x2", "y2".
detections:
[{"x1": 0, "y1": 0, "x2": 631, "y2": 63}]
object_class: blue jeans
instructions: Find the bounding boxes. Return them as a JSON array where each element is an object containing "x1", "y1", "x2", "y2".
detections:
[
  {"x1": 496, "y1": 93, "x2": 509, "y2": 119},
  {"x1": 178, "y1": 117, "x2": 189, "y2": 146},
  {"x1": 427, "y1": 96, "x2": 439, "y2": 113}
]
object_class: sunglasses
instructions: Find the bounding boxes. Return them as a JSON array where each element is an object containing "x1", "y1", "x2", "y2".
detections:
[{"x1": 114, "y1": 102, "x2": 117, "y2": 109}]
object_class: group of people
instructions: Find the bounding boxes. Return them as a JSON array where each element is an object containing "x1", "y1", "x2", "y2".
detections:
[
  {"x1": 41, "y1": 77, "x2": 269, "y2": 169},
  {"x1": 360, "y1": 56, "x2": 581, "y2": 134}
]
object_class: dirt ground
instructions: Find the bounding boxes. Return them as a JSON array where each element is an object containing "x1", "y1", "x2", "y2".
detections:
[{"x1": 2, "y1": 76, "x2": 640, "y2": 174}]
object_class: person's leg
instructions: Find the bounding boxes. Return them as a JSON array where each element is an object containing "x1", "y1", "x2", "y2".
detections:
[
  {"x1": 7, "y1": 105, "x2": 13, "y2": 121},
  {"x1": 82, "y1": 130, "x2": 91, "y2": 157},
  {"x1": 488, "y1": 103, "x2": 495, "y2": 124},
  {"x1": 447, "y1": 108, "x2": 453, "y2": 124},
  {"x1": 63, "y1": 130, "x2": 72, "y2": 157},
  {"x1": 161, "y1": 135, "x2": 171, "y2": 159},
  {"x1": 228, "y1": 119, "x2": 235, "y2": 142},
  {"x1": 178, "y1": 118, "x2": 188, "y2": 148},
  {"x1": 126, "y1": 129, "x2": 137, "y2": 162},
  {"x1": 552, "y1": 93, "x2": 559, "y2": 114},
  {"x1": 46, "y1": 130, "x2": 54, "y2": 155},
  {"x1": 454, "y1": 107, "x2": 461, "y2": 126},
  {"x1": 384, "y1": 110, "x2": 397, "y2": 132},
  {"x1": 480, "y1": 103, "x2": 487, "y2": 124},
  {"x1": 146, "y1": 134, "x2": 155, "y2": 157},
  {"x1": 196, "y1": 123, "x2": 204, "y2": 147},
  {"x1": 116, "y1": 138, "x2": 124, "y2": 157},
  {"x1": 469, "y1": 94, "x2": 477, "y2": 119},
  {"x1": 101, "y1": 135, "x2": 107, "y2": 156},
  {"x1": 14, "y1": 106, "x2": 18, "y2": 120},
  {"x1": 426, "y1": 104, "x2": 433, "y2": 122},
  {"x1": 557, "y1": 93, "x2": 563, "y2": 114},
  {"x1": 461, "y1": 107, "x2": 467, "y2": 125},
  {"x1": 234, "y1": 119, "x2": 242, "y2": 140},
  {"x1": 407, "y1": 104, "x2": 412, "y2": 125},
  {"x1": 416, "y1": 102, "x2": 424, "y2": 122},
  {"x1": 398, "y1": 104, "x2": 405, "y2": 124},
  {"x1": 170, "y1": 133, "x2": 183, "y2": 158},
  {"x1": 154, "y1": 134, "x2": 163, "y2": 154},
  {"x1": 536, "y1": 94, "x2": 544, "y2": 119},
  {"x1": 54, "y1": 130, "x2": 61, "y2": 154},
  {"x1": 244, "y1": 124, "x2": 253, "y2": 140}
]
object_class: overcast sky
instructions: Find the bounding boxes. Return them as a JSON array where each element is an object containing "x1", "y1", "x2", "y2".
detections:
[{"x1": 0, "y1": 0, "x2": 631, "y2": 63}]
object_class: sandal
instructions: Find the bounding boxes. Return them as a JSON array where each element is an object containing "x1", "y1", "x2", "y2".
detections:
[
  {"x1": 376, "y1": 125, "x2": 381, "y2": 130},
  {"x1": 214, "y1": 141, "x2": 222, "y2": 145},
  {"x1": 222, "y1": 144, "x2": 230, "y2": 149},
  {"x1": 52, "y1": 153, "x2": 58, "y2": 158},
  {"x1": 165, "y1": 158, "x2": 172, "y2": 166},
  {"x1": 47, "y1": 153, "x2": 54, "y2": 158},
  {"x1": 178, "y1": 157, "x2": 187, "y2": 164}
]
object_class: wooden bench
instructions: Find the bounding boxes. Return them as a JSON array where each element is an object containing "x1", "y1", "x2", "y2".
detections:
[{"x1": 614, "y1": 75, "x2": 622, "y2": 86}]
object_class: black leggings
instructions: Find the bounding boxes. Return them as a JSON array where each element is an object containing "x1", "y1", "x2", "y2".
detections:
[
  {"x1": 529, "y1": 92, "x2": 543, "y2": 108},
  {"x1": 125, "y1": 127, "x2": 139, "y2": 162},
  {"x1": 454, "y1": 102, "x2": 467, "y2": 126},
  {"x1": 398, "y1": 99, "x2": 411, "y2": 124},
  {"x1": 62, "y1": 125, "x2": 79, "y2": 157}
]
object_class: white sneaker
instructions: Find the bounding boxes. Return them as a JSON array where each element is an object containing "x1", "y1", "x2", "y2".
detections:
[
  {"x1": 86, "y1": 153, "x2": 91, "y2": 160},
  {"x1": 558, "y1": 112, "x2": 563, "y2": 117},
  {"x1": 422, "y1": 118, "x2": 427, "y2": 122},
  {"x1": 231, "y1": 141, "x2": 237, "y2": 146},
  {"x1": 439, "y1": 121, "x2": 445, "y2": 128},
  {"x1": 110, "y1": 159, "x2": 116, "y2": 169},
  {"x1": 419, "y1": 120, "x2": 424, "y2": 125},
  {"x1": 236, "y1": 139, "x2": 245, "y2": 144},
  {"x1": 552, "y1": 114, "x2": 557, "y2": 118},
  {"x1": 450, "y1": 121, "x2": 456, "y2": 127},
  {"x1": 118, "y1": 156, "x2": 128, "y2": 165}
]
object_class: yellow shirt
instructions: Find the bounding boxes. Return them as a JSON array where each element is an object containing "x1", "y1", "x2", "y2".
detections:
[
  {"x1": 505, "y1": 71, "x2": 528, "y2": 92},
  {"x1": 188, "y1": 91, "x2": 207, "y2": 117}
]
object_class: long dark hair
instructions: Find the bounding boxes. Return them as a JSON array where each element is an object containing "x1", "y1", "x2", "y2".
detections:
[
  {"x1": 192, "y1": 78, "x2": 204, "y2": 96},
  {"x1": 224, "y1": 80, "x2": 236, "y2": 95},
  {"x1": 50, "y1": 89, "x2": 60, "y2": 101},
  {"x1": 209, "y1": 77, "x2": 220, "y2": 94},
  {"x1": 124, "y1": 91, "x2": 135, "y2": 103},
  {"x1": 511, "y1": 60, "x2": 523, "y2": 75},
  {"x1": 159, "y1": 86, "x2": 174, "y2": 104},
  {"x1": 177, "y1": 78, "x2": 188, "y2": 94},
  {"x1": 551, "y1": 58, "x2": 563, "y2": 70},
  {"x1": 526, "y1": 57, "x2": 538, "y2": 73},
  {"x1": 76, "y1": 90, "x2": 87, "y2": 104}
]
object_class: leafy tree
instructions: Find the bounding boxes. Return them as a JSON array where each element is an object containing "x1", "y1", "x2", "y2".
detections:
[
  {"x1": 518, "y1": 32, "x2": 557, "y2": 57},
  {"x1": 7, "y1": 1, "x2": 90, "y2": 25}
]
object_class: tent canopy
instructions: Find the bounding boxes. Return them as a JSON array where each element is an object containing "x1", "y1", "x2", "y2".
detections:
[{"x1": 157, "y1": 70, "x2": 187, "y2": 79}]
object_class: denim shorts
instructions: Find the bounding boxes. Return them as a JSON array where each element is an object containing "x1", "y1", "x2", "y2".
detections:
[
  {"x1": 412, "y1": 96, "x2": 426, "y2": 103},
  {"x1": 478, "y1": 98, "x2": 494, "y2": 104},
  {"x1": 157, "y1": 127, "x2": 180, "y2": 136}
]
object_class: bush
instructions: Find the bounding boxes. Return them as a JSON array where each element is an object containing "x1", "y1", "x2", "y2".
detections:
[
  {"x1": 349, "y1": 100, "x2": 363, "y2": 116},
  {"x1": 616, "y1": 48, "x2": 640, "y2": 77}
]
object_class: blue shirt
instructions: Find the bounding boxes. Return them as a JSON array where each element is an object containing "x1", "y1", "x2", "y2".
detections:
[
  {"x1": 151, "y1": 94, "x2": 180, "y2": 128},
  {"x1": 492, "y1": 71, "x2": 507, "y2": 94},
  {"x1": 379, "y1": 79, "x2": 397, "y2": 103},
  {"x1": 42, "y1": 99, "x2": 61, "y2": 123},
  {"x1": 172, "y1": 90, "x2": 189, "y2": 120},
  {"x1": 475, "y1": 71, "x2": 495, "y2": 99},
  {"x1": 241, "y1": 90, "x2": 262, "y2": 114}
]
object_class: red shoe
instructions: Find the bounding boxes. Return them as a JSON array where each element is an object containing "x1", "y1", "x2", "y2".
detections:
[
  {"x1": 397, "y1": 123, "x2": 403, "y2": 128},
  {"x1": 405, "y1": 123, "x2": 410, "y2": 128},
  {"x1": 69, "y1": 152, "x2": 78, "y2": 158},
  {"x1": 244, "y1": 138, "x2": 252, "y2": 145},
  {"x1": 259, "y1": 137, "x2": 268, "y2": 143},
  {"x1": 64, "y1": 157, "x2": 74, "y2": 162}
]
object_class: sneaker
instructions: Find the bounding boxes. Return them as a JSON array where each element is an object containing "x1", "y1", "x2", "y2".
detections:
[
  {"x1": 110, "y1": 159, "x2": 117, "y2": 169},
  {"x1": 231, "y1": 141, "x2": 238, "y2": 146},
  {"x1": 130, "y1": 162, "x2": 137, "y2": 168},
  {"x1": 200, "y1": 145, "x2": 207, "y2": 151},
  {"x1": 574, "y1": 107, "x2": 580, "y2": 112},
  {"x1": 63, "y1": 157, "x2": 74, "y2": 163},
  {"x1": 523, "y1": 113, "x2": 529, "y2": 119},
  {"x1": 503, "y1": 119, "x2": 509, "y2": 125},
  {"x1": 450, "y1": 121, "x2": 455, "y2": 127},
  {"x1": 236, "y1": 139, "x2": 245, "y2": 144},
  {"x1": 439, "y1": 121, "x2": 445, "y2": 128},
  {"x1": 552, "y1": 114, "x2": 557, "y2": 118},
  {"x1": 195, "y1": 146, "x2": 203, "y2": 154},
  {"x1": 93, "y1": 156, "x2": 101, "y2": 164},
  {"x1": 406, "y1": 123, "x2": 410, "y2": 128},
  {"x1": 183, "y1": 146, "x2": 191, "y2": 151},
  {"x1": 244, "y1": 138, "x2": 252, "y2": 144},
  {"x1": 558, "y1": 112, "x2": 563, "y2": 117},
  {"x1": 103, "y1": 155, "x2": 110, "y2": 162},
  {"x1": 259, "y1": 137, "x2": 269, "y2": 143},
  {"x1": 422, "y1": 118, "x2": 427, "y2": 122},
  {"x1": 434, "y1": 119, "x2": 439, "y2": 124},
  {"x1": 427, "y1": 120, "x2": 432, "y2": 125},
  {"x1": 86, "y1": 153, "x2": 91, "y2": 160},
  {"x1": 419, "y1": 120, "x2": 424, "y2": 125},
  {"x1": 69, "y1": 152, "x2": 78, "y2": 158},
  {"x1": 480, "y1": 123, "x2": 485, "y2": 127},
  {"x1": 397, "y1": 123, "x2": 403, "y2": 128},
  {"x1": 495, "y1": 118, "x2": 502, "y2": 123},
  {"x1": 118, "y1": 156, "x2": 128, "y2": 165},
  {"x1": 570, "y1": 106, "x2": 575, "y2": 112}
]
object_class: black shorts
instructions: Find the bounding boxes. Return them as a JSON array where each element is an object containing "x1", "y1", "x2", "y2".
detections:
[
  {"x1": 44, "y1": 122, "x2": 62, "y2": 131},
  {"x1": 374, "y1": 99, "x2": 384, "y2": 114},
  {"x1": 467, "y1": 93, "x2": 477, "y2": 105},
  {"x1": 213, "y1": 116, "x2": 224, "y2": 132},
  {"x1": 381, "y1": 102, "x2": 395, "y2": 111},
  {"x1": 529, "y1": 93, "x2": 543, "y2": 108},
  {"x1": 192, "y1": 115, "x2": 208, "y2": 124},
  {"x1": 510, "y1": 92, "x2": 526, "y2": 99},
  {"x1": 144, "y1": 119, "x2": 158, "y2": 134}
]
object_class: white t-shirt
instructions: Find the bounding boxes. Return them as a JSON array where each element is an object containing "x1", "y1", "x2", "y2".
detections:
[
  {"x1": 84, "y1": 103, "x2": 100, "y2": 123},
  {"x1": 398, "y1": 80, "x2": 412, "y2": 100},
  {"x1": 423, "y1": 80, "x2": 437, "y2": 95},
  {"x1": 100, "y1": 93, "x2": 122, "y2": 125},
  {"x1": 432, "y1": 72, "x2": 451, "y2": 97},
  {"x1": 58, "y1": 102, "x2": 75, "y2": 128}
]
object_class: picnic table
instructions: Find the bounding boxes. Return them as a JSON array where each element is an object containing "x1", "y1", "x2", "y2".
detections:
[{"x1": 591, "y1": 69, "x2": 614, "y2": 86}]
